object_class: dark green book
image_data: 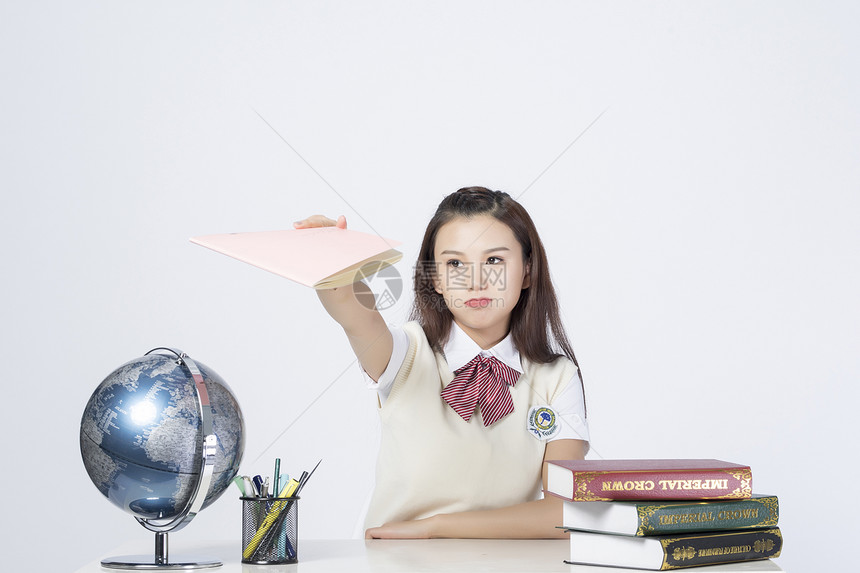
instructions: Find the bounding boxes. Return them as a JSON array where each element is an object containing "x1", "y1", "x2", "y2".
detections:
[
  {"x1": 565, "y1": 527, "x2": 783, "y2": 570},
  {"x1": 562, "y1": 494, "x2": 778, "y2": 536}
]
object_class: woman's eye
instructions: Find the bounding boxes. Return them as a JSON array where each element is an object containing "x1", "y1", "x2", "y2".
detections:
[
  {"x1": 486, "y1": 256, "x2": 503, "y2": 265},
  {"x1": 446, "y1": 260, "x2": 462, "y2": 268}
]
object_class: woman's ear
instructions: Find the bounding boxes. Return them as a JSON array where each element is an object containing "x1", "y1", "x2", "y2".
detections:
[{"x1": 521, "y1": 258, "x2": 531, "y2": 289}]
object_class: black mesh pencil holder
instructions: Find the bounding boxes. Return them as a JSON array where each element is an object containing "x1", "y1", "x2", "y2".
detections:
[{"x1": 240, "y1": 496, "x2": 299, "y2": 564}]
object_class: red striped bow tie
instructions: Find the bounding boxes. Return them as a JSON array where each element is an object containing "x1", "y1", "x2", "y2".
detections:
[{"x1": 441, "y1": 354, "x2": 521, "y2": 426}]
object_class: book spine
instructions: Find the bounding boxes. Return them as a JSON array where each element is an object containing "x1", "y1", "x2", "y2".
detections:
[
  {"x1": 637, "y1": 496, "x2": 779, "y2": 535},
  {"x1": 572, "y1": 467, "x2": 752, "y2": 501},
  {"x1": 659, "y1": 528, "x2": 782, "y2": 569}
]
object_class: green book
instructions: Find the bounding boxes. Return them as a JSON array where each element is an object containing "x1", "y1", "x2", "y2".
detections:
[{"x1": 562, "y1": 494, "x2": 778, "y2": 536}]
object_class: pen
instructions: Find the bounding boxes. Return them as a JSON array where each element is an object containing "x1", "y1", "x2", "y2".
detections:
[
  {"x1": 277, "y1": 476, "x2": 296, "y2": 498},
  {"x1": 252, "y1": 475, "x2": 265, "y2": 498},
  {"x1": 273, "y1": 458, "x2": 281, "y2": 498},
  {"x1": 232, "y1": 476, "x2": 247, "y2": 496},
  {"x1": 296, "y1": 459, "x2": 322, "y2": 495},
  {"x1": 243, "y1": 476, "x2": 256, "y2": 497}
]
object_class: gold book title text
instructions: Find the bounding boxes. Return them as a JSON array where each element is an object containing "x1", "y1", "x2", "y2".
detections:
[
  {"x1": 658, "y1": 508, "x2": 760, "y2": 525},
  {"x1": 601, "y1": 479, "x2": 729, "y2": 492}
]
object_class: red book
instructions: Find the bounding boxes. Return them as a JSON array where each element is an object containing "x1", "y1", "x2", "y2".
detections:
[{"x1": 546, "y1": 459, "x2": 752, "y2": 502}]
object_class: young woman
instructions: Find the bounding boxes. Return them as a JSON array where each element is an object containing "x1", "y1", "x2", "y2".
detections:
[{"x1": 295, "y1": 187, "x2": 589, "y2": 538}]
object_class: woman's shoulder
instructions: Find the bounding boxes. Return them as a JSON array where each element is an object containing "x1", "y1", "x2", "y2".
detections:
[
  {"x1": 397, "y1": 321, "x2": 426, "y2": 343},
  {"x1": 520, "y1": 355, "x2": 582, "y2": 408},
  {"x1": 396, "y1": 321, "x2": 435, "y2": 352},
  {"x1": 401, "y1": 321, "x2": 424, "y2": 336},
  {"x1": 521, "y1": 353, "x2": 579, "y2": 379}
]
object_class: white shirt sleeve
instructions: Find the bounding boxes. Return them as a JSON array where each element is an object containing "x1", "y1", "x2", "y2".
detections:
[
  {"x1": 364, "y1": 325, "x2": 410, "y2": 405},
  {"x1": 550, "y1": 372, "x2": 590, "y2": 444}
]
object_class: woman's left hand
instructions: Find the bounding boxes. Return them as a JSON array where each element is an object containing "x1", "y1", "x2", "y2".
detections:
[{"x1": 365, "y1": 516, "x2": 438, "y2": 539}]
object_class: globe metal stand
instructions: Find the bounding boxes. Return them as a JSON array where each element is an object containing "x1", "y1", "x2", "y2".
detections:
[{"x1": 101, "y1": 349, "x2": 222, "y2": 570}]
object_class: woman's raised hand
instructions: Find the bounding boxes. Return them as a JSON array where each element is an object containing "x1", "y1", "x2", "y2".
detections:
[{"x1": 293, "y1": 215, "x2": 347, "y2": 229}]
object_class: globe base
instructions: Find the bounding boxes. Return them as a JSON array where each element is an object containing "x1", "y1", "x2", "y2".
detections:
[
  {"x1": 101, "y1": 531, "x2": 222, "y2": 570},
  {"x1": 100, "y1": 556, "x2": 221, "y2": 571}
]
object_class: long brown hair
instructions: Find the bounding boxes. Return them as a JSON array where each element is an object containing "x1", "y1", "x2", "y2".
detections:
[{"x1": 409, "y1": 187, "x2": 581, "y2": 374}]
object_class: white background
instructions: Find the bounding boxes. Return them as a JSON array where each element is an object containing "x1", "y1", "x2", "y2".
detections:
[{"x1": 1, "y1": 2, "x2": 858, "y2": 571}]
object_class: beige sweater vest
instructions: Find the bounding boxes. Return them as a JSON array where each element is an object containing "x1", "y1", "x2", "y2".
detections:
[{"x1": 365, "y1": 321, "x2": 578, "y2": 529}]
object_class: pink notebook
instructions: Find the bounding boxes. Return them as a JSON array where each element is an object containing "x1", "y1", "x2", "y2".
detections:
[{"x1": 191, "y1": 228, "x2": 402, "y2": 289}]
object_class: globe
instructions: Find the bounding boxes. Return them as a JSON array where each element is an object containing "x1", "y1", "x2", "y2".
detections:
[{"x1": 80, "y1": 349, "x2": 245, "y2": 527}]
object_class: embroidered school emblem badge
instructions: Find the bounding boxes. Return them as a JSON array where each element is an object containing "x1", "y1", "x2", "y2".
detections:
[{"x1": 527, "y1": 405, "x2": 560, "y2": 440}]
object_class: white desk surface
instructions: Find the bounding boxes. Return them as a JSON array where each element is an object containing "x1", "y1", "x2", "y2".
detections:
[{"x1": 75, "y1": 539, "x2": 785, "y2": 573}]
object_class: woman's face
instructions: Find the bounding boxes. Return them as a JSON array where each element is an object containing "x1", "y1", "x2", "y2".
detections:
[{"x1": 432, "y1": 215, "x2": 530, "y2": 348}]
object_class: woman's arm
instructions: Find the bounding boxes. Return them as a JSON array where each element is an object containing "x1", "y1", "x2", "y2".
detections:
[
  {"x1": 364, "y1": 438, "x2": 588, "y2": 539},
  {"x1": 295, "y1": 215, "x2": 393, "y2": 380}
]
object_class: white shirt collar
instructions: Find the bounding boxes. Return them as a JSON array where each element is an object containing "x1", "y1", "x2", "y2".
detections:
[{"x1": 443, "y1": 321, "x2": 523, "y2": 374}]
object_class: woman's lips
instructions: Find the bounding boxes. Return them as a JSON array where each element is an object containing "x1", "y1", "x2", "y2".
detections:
[{"x1": 465, "y1": 298, "x2": 492, "y2": 308}]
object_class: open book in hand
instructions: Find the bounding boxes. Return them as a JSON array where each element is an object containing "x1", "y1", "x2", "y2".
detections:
[{"x1": 190, "y1": 227, "x2": 402, "y2": 289}]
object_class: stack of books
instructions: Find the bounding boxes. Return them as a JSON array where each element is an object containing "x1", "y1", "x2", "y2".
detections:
[{"x1": 545, "y1": 459, "x2": 782, "y2": 570}]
